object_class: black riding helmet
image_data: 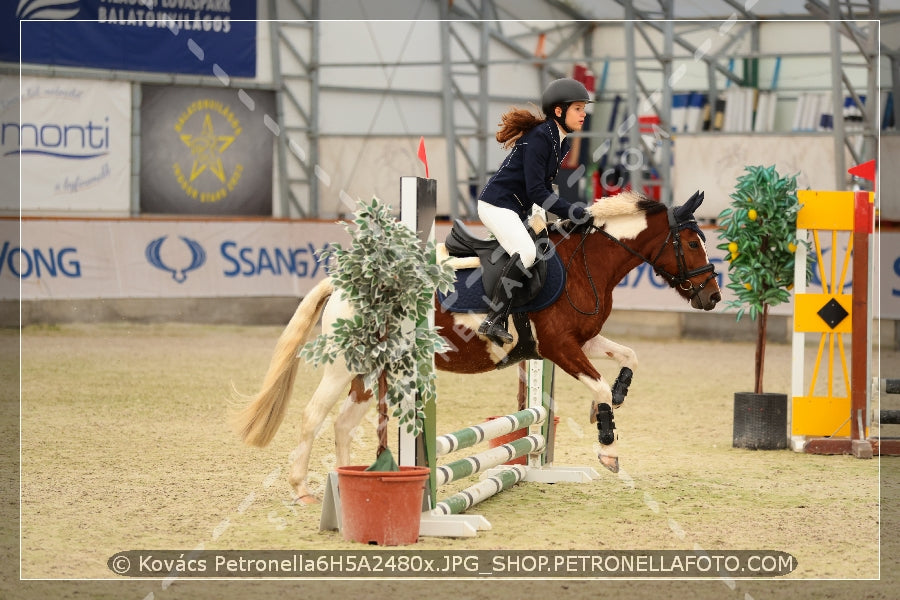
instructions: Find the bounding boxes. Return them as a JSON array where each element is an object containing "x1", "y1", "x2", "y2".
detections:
[{"x1": 541, "y1": 78, "x2": 592, "y2": 133}]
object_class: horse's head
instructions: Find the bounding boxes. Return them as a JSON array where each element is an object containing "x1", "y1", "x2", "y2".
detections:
[{"x1": 650, "y1": 190, "x2": 721, "y2": 310}]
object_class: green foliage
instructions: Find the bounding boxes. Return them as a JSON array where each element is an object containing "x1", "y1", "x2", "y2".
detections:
[
  {"x1": 301, "y1": 197, "x2": 456, "y2": 437},
  {"x1": 716, "y1": 165, "x2": 811, "y2": 322}
]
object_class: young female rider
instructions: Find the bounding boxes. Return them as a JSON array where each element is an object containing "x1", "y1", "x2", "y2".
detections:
[{"x1": 476, "y1": 77, "x2": 593, "y2": 345}]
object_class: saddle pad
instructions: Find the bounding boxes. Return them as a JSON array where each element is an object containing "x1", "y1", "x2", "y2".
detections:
[{"x1": 437, "y1": 251, "x2": 565, "y2": 314}]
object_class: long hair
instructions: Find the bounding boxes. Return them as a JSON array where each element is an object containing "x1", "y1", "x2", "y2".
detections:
[{"x1": 495, "y1": 106, "x2": 546, "y2": 149}]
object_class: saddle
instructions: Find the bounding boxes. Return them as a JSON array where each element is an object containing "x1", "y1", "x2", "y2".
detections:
[{"x1": 438, "y1": 218, "x2": 564, "y2": 314}]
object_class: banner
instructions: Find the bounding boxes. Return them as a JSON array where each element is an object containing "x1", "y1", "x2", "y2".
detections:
[
  {"x1": 7, "y1": 219, "x2": 347, "y2": 301},
  {"x1": 5, "y1": 219, "x2": 899, "y2": 323},
  {"x1": 2, "y1": 1, "x2": 257, "y2": 77},
  {"x1": 1, "y1": 75, "x2": 132, "y2": 214},
  {"x1": 140, "y1": 84, "x2": 275, "y2": 215}
]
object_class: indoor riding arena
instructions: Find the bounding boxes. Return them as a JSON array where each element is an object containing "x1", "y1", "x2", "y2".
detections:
[{"x1": 4, "y1": 4, "x2": 899, "y2": 600}]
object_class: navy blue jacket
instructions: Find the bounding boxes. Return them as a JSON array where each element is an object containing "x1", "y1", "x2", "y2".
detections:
[{"x1": 479, "y1": 120, "x2": 587, "y2": 222}]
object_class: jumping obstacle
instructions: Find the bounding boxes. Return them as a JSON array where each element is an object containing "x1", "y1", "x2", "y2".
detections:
[
  {"x1": 418, "y1": 358, "x2": 600, "y2": 537},
  {"x1": 396, "y1": 177, "x2": 599, "y2": 538},
  {"x1": 882, "y1": 409, "x2": 900, "y2": 424},
  {"x1": 881, "y1": 378, "x2": 900, "y2": 426},
  {"x1": 790, "y1": 188, "x2": 898, "y2": 456},
  {"x1": 878, "y1": 379, "x2": 900, "y2": 453}
]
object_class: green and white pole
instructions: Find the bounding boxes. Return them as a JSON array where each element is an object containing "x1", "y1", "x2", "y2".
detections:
[
  {"x1": 432, "y1": 465, "x2": 528, "y2": 516},
  {"x1": 435, "y1": 434, "x2": 545, "y2": 486},
  {"x1": 434, "y1": 406, "x2": 548, "y2": 456}
]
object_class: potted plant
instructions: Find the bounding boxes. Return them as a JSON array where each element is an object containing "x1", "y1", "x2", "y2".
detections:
[
  {"x1": 716, "y1": 165, "x2": 810, "y2": 449},
  {"x1": 301, "y1": 196, "x2": 454, "y2": 544}
]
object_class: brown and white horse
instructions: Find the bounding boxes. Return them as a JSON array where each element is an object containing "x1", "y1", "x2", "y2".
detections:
[{"x1": 234, "y1": 190, "x2": 721, "y2": 503}]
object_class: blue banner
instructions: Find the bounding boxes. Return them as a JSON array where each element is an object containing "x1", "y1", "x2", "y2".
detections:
[{"x1": 2, "y1": 1, "x2": 256, "y2": 77}]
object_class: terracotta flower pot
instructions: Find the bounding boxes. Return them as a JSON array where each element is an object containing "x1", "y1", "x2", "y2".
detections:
[{"x1": 336, "y1": 465, "x2": 430, "y2": 546}]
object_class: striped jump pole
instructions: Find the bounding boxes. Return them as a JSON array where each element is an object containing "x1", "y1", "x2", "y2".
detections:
[
  {"x1": 435, "y1": 407, "x2": 548, "y2": 456},
  {"x1": 433, "y1": 465, "x2": 527, "y2": 516},
  {"x1": 435, "y1": 434, "x2": 545, "y2": 486}
]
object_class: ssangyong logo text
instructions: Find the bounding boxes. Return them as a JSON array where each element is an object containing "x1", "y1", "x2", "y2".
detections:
[{"x1": 143, "y1": 236, "x2": 330, "y2": 283}]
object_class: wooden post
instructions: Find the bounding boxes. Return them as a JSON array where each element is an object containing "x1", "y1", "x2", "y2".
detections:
[{"x1": 850, "y1": 191, "x2": 873, "y2": 458}]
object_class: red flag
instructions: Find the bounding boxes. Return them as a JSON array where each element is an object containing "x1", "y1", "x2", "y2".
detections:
[
  {"x1": 848, "y1": 159, "x2": 876, "y2": 193},
  {"x1": 417, "y1": 136, "x2": 429, "y2": 179}
]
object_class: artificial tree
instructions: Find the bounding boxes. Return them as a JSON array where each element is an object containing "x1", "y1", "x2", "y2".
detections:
[
  {"x1": 301, "y1": 197, "x2": 454, "y2": 467},
  {"x1": 717, "y1": 165, "x2": 810, "y2": 394}
]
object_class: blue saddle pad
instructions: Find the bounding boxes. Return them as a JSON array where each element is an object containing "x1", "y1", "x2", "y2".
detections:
[{"x1": 437, "y1": 252, "x2": 565, "y2": 314}]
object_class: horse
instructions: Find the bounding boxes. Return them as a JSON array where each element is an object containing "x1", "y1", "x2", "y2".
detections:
[{"x1": 233, "y1": 190, "x2": 721, "y2": 503}]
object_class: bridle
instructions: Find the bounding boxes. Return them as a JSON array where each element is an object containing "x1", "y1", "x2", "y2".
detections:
[
  {"x1": 648, "y1": 208, "x2": 719, "y2": 298},
  {"x1": 563, "y1": 208, "x2": 718, "y2": 314}
]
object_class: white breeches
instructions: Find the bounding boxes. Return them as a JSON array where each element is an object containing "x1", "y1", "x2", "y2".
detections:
[{"x1": 477, "y1": 201, "x2": 537, "y2": 268}]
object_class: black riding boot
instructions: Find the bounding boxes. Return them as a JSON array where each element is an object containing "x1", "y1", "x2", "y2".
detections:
[{"x1": 478, "y1": 253, "x2": 529, "y2": 346}]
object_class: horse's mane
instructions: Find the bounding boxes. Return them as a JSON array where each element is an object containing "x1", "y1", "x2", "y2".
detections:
[
  {"x1": 637, "y1": 198, "x2": 667, "y2": 216},
  {"x1": 593, "y1": 190, "x2": 667, "y2": 220},
  {"x1": 551, "y1": 191, "x2": 666, "y2": 235}
]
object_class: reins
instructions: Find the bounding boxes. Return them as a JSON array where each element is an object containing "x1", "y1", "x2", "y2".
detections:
[{"x1": 563, "y1": 229, "x2": 601, "y2": 315}]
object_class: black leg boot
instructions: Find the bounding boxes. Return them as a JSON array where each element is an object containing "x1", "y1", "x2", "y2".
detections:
[{"x1": 478, "y1": 253, "x2": 529, "y2": 346}]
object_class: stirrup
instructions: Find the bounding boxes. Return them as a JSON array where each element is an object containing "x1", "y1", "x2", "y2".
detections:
[{"x1": 478, "y1": 317, "x2": 513, "y2": 345}]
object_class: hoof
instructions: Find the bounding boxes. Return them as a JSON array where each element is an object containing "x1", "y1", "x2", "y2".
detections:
[
  {"x1": 291, "y1": 494, "x2": 320, "y2": 505},
  {"x1": 598, "y1": 453, "x2": 619, "y2": 473}
]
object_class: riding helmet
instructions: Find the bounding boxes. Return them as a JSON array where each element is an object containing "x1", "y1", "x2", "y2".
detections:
[{"x1": 541, "y1": 78, "x2": 592, "y2": 131}]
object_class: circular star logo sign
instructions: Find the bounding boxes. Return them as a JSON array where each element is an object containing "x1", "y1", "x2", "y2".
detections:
[{"x1": 172, "y1": 99, "x2": 244, "y2": 204}]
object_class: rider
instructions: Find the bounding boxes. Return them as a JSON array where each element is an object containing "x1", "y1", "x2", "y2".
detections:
[{"x1": 477, "y1": 77, "x2": 593, "y2": 345}]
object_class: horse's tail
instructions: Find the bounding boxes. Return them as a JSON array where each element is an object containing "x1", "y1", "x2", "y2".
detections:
[{"x1": 233, "y1": 277, "x2": 335, "y2": 447}]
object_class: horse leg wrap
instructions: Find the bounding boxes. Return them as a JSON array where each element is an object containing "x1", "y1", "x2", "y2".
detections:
[
  {"x1": 611, "y1": 367, "x2": 633, "y2": 407},
  {"x1": 596, "y1": 402, "x2": 616, "y2": 446}
]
